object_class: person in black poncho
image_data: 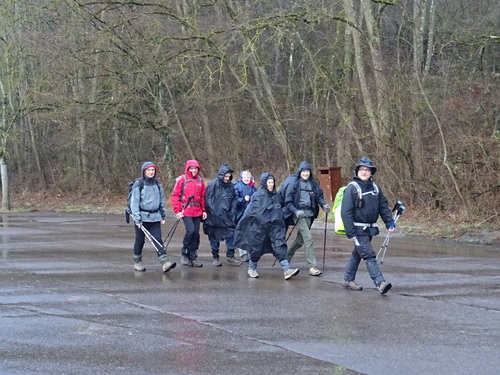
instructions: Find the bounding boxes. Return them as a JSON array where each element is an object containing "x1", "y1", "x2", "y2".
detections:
[
  {"x1": 203, "y1": 163, "x2": 241, "y2": 266},
  {"x1": 234, "y1": 172, "x2": 300, "y2": 280}
]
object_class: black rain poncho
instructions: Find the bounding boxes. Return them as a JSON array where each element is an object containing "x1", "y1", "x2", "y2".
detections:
[
  {"x1": 234, "y1": 173, "x2": 287, "y2": 262},
  {"x1": 203, "y1": 164, "x2": 237, "y2": 242}
]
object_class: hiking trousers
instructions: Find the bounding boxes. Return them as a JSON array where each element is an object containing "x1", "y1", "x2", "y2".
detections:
[
  {"x1": 286, "y1": 217, "x2": 316, "y2": 267},
  {"x1": 343, "y1": 234, "x2": 385, "y2": 287}
]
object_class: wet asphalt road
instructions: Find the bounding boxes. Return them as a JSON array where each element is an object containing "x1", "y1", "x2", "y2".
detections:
[{"x1": 1, "y1": 212, "x2": 499, "y2": 375}]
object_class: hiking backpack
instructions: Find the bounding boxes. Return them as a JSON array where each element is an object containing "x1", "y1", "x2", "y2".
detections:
[
  {"x1": 125, "y1": 178, "x2": 160, "y2": 223},
  {"x1": 333, "y1": 181, "x2": 379, "y2": 234}
]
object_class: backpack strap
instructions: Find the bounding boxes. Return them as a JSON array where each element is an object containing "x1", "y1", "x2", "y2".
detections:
[
  {"x1": 179, "y1": 175, "x2": 202, "y2": 206},
  {"x1": 349, "y1": 181, "x2": 378, "y2": 197}
]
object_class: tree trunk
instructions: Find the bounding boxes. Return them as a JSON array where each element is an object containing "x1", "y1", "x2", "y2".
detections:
[{"x1": 343, "y1": 0, "x2": 382, "y2": 150}]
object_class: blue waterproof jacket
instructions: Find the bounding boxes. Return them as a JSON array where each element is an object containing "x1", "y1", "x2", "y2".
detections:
[{"x1": 130, "y1": 161, "x2": 167, "y2": 223}]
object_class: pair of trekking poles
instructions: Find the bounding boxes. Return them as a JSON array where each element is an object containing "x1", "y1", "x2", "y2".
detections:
[
  {"x1": 376, "y1": 201, "x2": 405, "y2": 265},
  {"x1": 274, "y1": 200, "x2": 404, "y2": 270},
  {"x1": 136, "y1": 196, "x2": 194, "y2": 255}
]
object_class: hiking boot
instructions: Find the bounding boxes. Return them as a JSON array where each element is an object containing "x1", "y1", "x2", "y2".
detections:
[
  {"x1": 227, "y1": 257, "x2": 242, "y2": 266},
  {"x1": 181, "y1": 255, "x2": 189, "y2": 266},
  {"x1": 377, "y1": 281, "x2": 392, "y2": 295},
  {"x1": 284, "y1": 268, "x2": 300, "y2": 280},
  {"x1": 212, "y1": 258, "x2": 222, "y2": 267},
  {"x1": 309, "y1": 266, "x2": 322, "y2": 276},
  {"x1": 341, "y1": 280, "x2": 363, "y2": 291},
  {"x1": 247, "y1": 269, "x2": 259, "y2": 278},
  {"x1": 134, "y1": 262, "x2": 146, "y2": 272},
  {"x1": 189, "y1": 259, "x2": 203, "y2": 268},
  {"x1": 162, "y1": 261, "x2": 176, "y2": 273}
]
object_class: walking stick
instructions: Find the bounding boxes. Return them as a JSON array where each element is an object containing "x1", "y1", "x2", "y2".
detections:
[
  {"x1": 163, "y1": 195, "x2": 194, "y2": 249},
  {"x1": 139, "y1": 224, "x2": 165, "y2": 256},
  {"x1": 376, "y1": 204, "x2": 405, "y2": 264},
  {"x1": 322, "y1": 212, "x2": 328, "y2": 271}
]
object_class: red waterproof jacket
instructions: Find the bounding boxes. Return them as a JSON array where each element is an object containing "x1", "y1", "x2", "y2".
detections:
[{"x1": 171, "y1": 160, "x2": 206, "y2": 217}]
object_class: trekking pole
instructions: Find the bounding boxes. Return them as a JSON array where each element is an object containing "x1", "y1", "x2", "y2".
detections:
[
  {"x1": 272, "y1": 225, "x2": 296, "y2": 267},
  {"x1": 163, "y1": 195, "x2": 194, "y2": 249},
  {"x1": 322, "y1": 212, "x2": 328, "y2": 271},
  {"x1": 376, "y1": 205, "x2": 405, "y2": 264},
  {"x1": 375, "y1": 201, "x2": 402, "y2": 260},
  {"x1": 139, "y1": 224, "x2": 165, "y2": 256}
]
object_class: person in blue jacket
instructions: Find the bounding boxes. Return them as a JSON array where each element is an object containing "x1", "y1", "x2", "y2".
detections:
[
  {"x1": 130, "y1": 161, "x2": 176, "y2": 273},
  {"x1": 233, "y1": 170, "x2": 257, "y2": 262}
]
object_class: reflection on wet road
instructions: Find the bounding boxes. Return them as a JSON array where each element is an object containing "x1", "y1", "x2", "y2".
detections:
[{"x1": 1, "y1": 212, "x2": 499, "y2": 375}]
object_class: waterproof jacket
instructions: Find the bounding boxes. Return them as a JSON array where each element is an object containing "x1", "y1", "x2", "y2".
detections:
[
  {"x1": 171, "y1": 160, "x2": 206, "y2": 217},
  {"x1": 233, "y1": 172, "x2": 257, "y2": 223},
  {"x1": 279, "y1": 161, "x2": 327, "y2": 225},
  {"x1": 130, "y1": 161, "x2": 167, "y2": 223},
  {"x1": 341, "y1": 175, "x2": 393, "y2": 239},
  {"x1": 234, "y1": 173, "x2": 287, "y2": 260},
  {"x1": 203, "y1": 164, "x2": 237, "y2": 242}
]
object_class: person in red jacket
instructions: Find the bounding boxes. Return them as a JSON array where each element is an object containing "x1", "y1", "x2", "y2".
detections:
[{"x1": 171, "y1": 160, "x2": 207, "y2": 267}]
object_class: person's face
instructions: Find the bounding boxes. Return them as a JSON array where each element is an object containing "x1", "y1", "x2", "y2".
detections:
[
  {"x1": 357, "y1": 167, "x2": 372, "y2": 181},
  {"x1": 145, "y1": 167, "x2": 155, "y2": 177},
  {"x1": 223, "y1": 173, "x2": 231, "y2": 183},
  {"x1": 266, "y1": 178, "x2": 274, "y2": 192},
  {"x1": 242, "y1": 173, "x2": 252, "y2": 185},
  {"x1": 300, "y1": 170, "x2": 310, "y2": 180},
  {"x1": 189, "y1": 166, "x2": 198, "y2": 178}
]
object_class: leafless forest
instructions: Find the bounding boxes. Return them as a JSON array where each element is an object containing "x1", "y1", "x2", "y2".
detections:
[{"x1": 0, "y1": 1, "x2": 498, "y2": 226}]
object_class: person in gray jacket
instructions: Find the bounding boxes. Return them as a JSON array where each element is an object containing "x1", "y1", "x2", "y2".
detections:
[
  {"x1": 130, "y1": 161, "x2": 176, "y2": 273},
  {"x1": 279, "y1": 161, "x2": 330, "y2": 276}
]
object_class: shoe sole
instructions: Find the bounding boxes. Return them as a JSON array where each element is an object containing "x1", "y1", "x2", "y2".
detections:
[
  {"x1": 379, "y1": 283, "x2": 392, "y2": 295},
  {"x1": 342, "y1": 283, "x2": 363, "y2": 291},
  {"x1": 134, "y1": 268, "x2": 146, "y2": 272},
  {"x1": 309, "y1": 271, "x2": 322, "y2": 276},
  {"x1": 285, "y1": 269, "x2": 300, "y2": 280},
  {"x1": 212, "y1": 262, "x2": 222, "y2": 267},
  {"x1": 247, "y1": 271, "x2": 259, "y2": 278},
  {"x1": 162, "y1": 262, "x2": 177, "y2": 273},
  {"x1": 188, "y1": 263, "x2": 203, "y2": 268}
]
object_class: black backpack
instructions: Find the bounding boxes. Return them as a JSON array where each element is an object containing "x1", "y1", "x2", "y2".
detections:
[{"x1": 125, "y1": 178, "x2": 160, "y2": 223}]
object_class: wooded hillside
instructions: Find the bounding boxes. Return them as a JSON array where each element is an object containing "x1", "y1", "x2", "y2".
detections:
[{"x1": 0, "y1": 0, "x2": 498, "y2": 227}]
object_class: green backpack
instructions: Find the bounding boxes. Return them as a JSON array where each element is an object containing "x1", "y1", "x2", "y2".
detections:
[
  {"x1": 333, "y1": 186, "x2": 348, "y2": 235},
  {"x1": 333, "y1": 181, "x2": 379, "y2": 235}
]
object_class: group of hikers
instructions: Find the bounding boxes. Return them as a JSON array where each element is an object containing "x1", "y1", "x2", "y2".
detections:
[{"x1": 128, "y1": 157, "x2": 395, "y2": 295}]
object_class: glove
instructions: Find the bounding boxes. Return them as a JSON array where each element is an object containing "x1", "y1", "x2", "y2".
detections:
[
  {"x1": 295, "y1": 210, "x2": 306, "y2": 219},
  {"x1": 323, "y1": 204, "x2": 331, "y2": 214}
]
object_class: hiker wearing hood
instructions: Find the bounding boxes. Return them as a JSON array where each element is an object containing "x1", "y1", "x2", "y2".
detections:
[
  {"x1": 234, "y1": 173, "x2": 300, "y2": 280},
  {"x1": 233, "y1": 170, "x2": 257, "y2": 262},
  {"x1": 130, "y1": 161, "x2": 175, "y2": 273},
  {"x1": 279, "y1": 161, "x2": 330, "y2": 276},
  {"x1": 340, "y1": 157, "x2": 394, "y2": 295},
  {"x1": 171, "y1": 160, "x2": 207, "y2": 267},
  {"x1": 203, "y1": 163, "x2": 241, "y2": 266}
]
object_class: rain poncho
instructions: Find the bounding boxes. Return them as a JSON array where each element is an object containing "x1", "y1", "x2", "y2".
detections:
[
  {"x1": 203, "y1": 164, "x2": 237, "y2": 242},
  {"x1": 234, "y1": 173, "x2": 287, "y2": 262}
]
